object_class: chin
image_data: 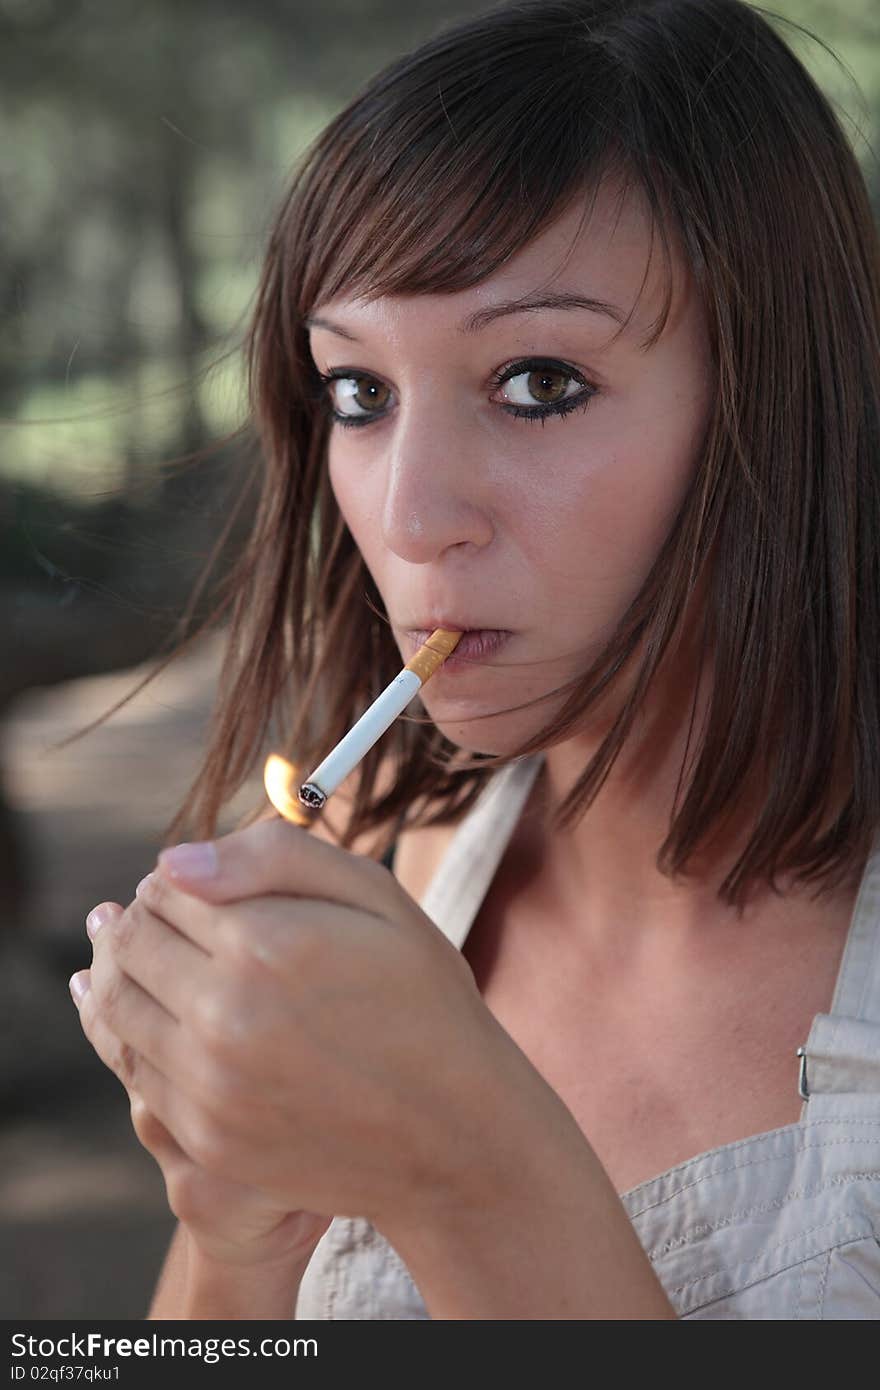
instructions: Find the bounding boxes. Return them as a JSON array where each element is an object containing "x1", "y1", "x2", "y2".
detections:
[{"x1": 427, "y1": 712, "x2": 535, "y2": 758}]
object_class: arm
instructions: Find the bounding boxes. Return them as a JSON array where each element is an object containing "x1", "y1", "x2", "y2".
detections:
[
  {"x1": 380, "y1": 1032, "x2": 678, "y2": 1320},
  {"x1": 387, "y1": 1148, "x2": 676, "y2": 1320},
  {"x1": 147, "y1": 1221, "x2": 314, "y2": 1320},
  {"x1": 147, "y1": 1224, "x2": 186, "y2": 1319}
]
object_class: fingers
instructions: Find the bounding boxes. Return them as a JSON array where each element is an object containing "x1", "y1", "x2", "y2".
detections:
[
  {"x1": 101, "y1": 888, "x2": 215, "y2": 1013},
  {"x1": 81, "y1": 903, "x2": 211, "y2": 1124},
  {"x1": 73, "y1": 973, "x2": 211, "y2": 1163},
  {"x1": 88, "y1": 904, "x2": 182, "y2": 1047},
  {"x1": 138, "y1": 872, "x2": 222, "y2": 954},
  {"x1": 129, "y1": 1091, "x2": 187, "y2": 1164},
  {"x1": 73, "y1": 965, "x2": 172, "y2": 1105},
  {"x1": 72, "y1": 903, "x2": 224, "y2": 1184}
]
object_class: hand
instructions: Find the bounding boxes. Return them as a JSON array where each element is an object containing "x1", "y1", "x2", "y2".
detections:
[
  {"x1": 75, "y1": 900, "x2": 331, "y2": 1269},
  {"x1": 70, "y1": 821, "x2": 518, "y2": 1236}
]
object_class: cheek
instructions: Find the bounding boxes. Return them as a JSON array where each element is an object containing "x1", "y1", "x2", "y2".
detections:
[
  {"x1": 328, "y1": 449, "x2": 380, "y2": 555},
  {"x1": 526, "y1": 414, "x2": 700, "y2": 607},
  {"x1": 583, "y1": 449, "x2": 692, "y2": 550}
]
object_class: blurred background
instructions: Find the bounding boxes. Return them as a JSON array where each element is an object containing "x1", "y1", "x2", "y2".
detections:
[{"x1": 1, "y1": 0, "x2": 878, "y2": 1319}]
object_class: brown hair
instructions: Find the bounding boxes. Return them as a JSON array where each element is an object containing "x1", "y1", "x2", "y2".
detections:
[{"x1": 67, "y1": 0, "x2": 880, "y2": 914}]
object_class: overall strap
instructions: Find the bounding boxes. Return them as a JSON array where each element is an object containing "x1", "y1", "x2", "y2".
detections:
[
  {"x1": 419, "y1": 754, "x2": 545, "y2": 951},
  {"x1": 798, "y1": 825, "x2": 880, "y2": 1112}
]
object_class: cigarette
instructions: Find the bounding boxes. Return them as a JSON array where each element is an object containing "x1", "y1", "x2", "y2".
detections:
[{"x1": 263, "y1": 628, "x2": 463, "y2": 825}]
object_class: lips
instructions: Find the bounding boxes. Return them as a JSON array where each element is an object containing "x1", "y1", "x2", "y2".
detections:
[{"x1": 405, "y1": 618, "x2": 507, "y2": 635}]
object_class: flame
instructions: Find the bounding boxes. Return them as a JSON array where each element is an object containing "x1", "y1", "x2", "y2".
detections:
[{"x1": 263, "y1": 754, "x2": 313, "y2": 826}]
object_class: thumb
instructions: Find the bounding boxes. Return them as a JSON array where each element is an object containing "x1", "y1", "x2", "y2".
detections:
[
  {"x1": 154, "y1": 815, "x2": 364, "y2": 907},
  {"x1": 155, "y1": 822, "x2": 293, "y2": 902}
]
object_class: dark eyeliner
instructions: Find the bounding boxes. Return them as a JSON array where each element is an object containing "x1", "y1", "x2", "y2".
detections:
[{"x1": 310, "y1": 357, "x2": 598, "y2": 428}]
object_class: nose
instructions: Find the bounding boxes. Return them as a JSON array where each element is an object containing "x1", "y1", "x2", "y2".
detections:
[{"x1": 380, "y1": 399, "x2": 495, "y2": 562}]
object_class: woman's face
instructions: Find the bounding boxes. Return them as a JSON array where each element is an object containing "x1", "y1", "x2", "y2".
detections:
[{"x1": 307, "y1": 179, "x2": 715, "y2": 752}]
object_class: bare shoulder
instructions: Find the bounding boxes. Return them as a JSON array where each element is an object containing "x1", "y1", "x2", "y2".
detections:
[{"x1": 391, "y1": 819, "x2": 458, "y2": 902}]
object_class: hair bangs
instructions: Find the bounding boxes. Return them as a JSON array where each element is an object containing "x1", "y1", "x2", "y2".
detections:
[{"x1": 295, "y1": 21, "x2": 675, "y2": 347}]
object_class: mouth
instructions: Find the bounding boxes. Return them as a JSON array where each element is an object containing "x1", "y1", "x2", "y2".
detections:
[{"x1": 405, "y1": 628, "x2": 513, "y2": 673}]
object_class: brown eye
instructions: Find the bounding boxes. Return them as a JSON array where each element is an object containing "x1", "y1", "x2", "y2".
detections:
[
  {"x1": 330, "y1": 375, "x2": 391, "y2": 418},
  {"x1": 489, "y1": 357, "x2": 597, "y2": 423},
  {"x1": 499, "y1": 364, "x2": 580, "y2": 409},
  {"x1": 524, "y1": 368, "x2": 569, "y2": 405}
]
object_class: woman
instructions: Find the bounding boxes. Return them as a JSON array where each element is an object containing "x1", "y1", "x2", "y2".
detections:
[{"x1": 69, "y1": 0, "x2": 880, "y2": 1318}]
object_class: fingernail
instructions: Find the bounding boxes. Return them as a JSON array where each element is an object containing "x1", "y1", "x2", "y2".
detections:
[
  {"x1": 69, "y1": 971, "x2": 89, "y2": 1006},
  {"x1": 158, "y1": 841, "x2": 218, "y2": 880},
  {"x1": 86, "y1": 905, "x2": 115, "y2": 940},
  {"x1": 135, "y1": 873, "x2": 154, "y2": 898}
]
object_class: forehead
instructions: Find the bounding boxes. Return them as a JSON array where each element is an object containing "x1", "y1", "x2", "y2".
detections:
[{"x1": 309, "y1": 175, "x2": 694, "y2": 349}]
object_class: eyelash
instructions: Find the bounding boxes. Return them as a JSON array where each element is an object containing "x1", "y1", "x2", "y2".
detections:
[{"x1": 308, "y1": 357, "x2": 599, "y2": 429}]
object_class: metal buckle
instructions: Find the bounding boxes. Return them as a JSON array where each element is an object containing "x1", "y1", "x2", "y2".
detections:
[{"x1": 796, "y1": 1045, "x2": 809, "y2": 1100}]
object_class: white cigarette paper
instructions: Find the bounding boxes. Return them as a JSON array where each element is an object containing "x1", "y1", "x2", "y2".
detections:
[{"x1": 263, "y1": 628, "x2": 462, "y2": 822}]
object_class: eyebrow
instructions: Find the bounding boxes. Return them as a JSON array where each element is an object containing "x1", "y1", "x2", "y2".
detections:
[{"x1": 304, "y1": 291, "x2": 626, "y2": 342}]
